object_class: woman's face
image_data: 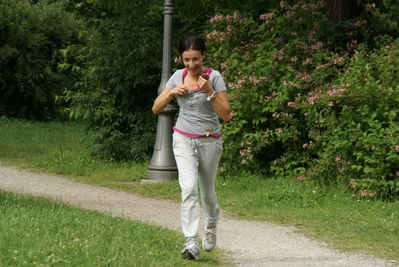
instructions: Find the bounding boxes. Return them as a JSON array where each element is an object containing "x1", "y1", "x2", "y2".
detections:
[{"x1": 181, "y1": 50, "x2": 206, "y2": 76}]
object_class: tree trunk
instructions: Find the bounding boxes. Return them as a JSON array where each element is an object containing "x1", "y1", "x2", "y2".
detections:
[
  {"x1": 24, "y1": 0, "x2": 39, "y2": 4},
  {"x1": 324, "y1": 0, "x2": 360, "y2": 23}
]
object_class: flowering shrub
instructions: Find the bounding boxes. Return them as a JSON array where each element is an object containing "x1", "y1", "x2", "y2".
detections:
[
  {"x1": 205, "y1": 1, "x2": 399, "y2": 200},
  {"x1": 300, "y1": 43, "x2": 399, "y2": 200}
]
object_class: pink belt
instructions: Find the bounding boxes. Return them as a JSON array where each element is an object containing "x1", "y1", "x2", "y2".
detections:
[{"x1": 173, "y1": 126, "x2": 221, "y2": 139}]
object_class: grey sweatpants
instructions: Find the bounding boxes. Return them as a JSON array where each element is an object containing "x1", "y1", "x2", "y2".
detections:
[{"x1": 172, "y1": 132, "x2": 222, "y2": 239}]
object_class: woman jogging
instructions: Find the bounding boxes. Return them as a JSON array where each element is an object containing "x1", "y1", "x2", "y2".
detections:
[{"x1": 152, "y1": 35, "x2": 232, "y2": 261}]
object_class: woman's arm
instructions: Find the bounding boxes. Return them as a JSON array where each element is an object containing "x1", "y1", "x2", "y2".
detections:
[
  {"x1": 152, "y1": 85, "x2": 189, "y2": 115},
  {"x1": 198, "y1": 76, "x2": 232, "y2": 122},
  {"x1": 210, "y1": 91, "x2": 232, "y2": 122},
  {"x1": 152, "y1": 88, "x2": 173, "y2": 115}
]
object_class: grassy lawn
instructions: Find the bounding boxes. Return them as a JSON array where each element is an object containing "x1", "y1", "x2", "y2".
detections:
[
  {"x1": 0, "y1": 118, "x2": 398, "y2": 264},
  {"x1": 0, "y1": 190, "x2": 225, "y2": 266}
]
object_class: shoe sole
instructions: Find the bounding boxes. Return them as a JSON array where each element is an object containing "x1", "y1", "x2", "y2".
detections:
[
  {"x1": 181, "y1": 248, "x2": 199, "y2": 261},
  {"x1": 203, "y1": 246, "x2": 215, "y2": 252}
]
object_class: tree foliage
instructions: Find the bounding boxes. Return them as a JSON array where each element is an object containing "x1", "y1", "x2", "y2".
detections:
[
  {"x1": 57, "y1": 0, "x2": 164, "y2": 161},
  {"x1": 0, "y1": 0, "x2": 85, "y2": 121}
]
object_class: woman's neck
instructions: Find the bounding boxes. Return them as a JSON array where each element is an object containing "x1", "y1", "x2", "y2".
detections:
[{"x1": 186, "y1": 67, "x2": 204, "y2": 80}]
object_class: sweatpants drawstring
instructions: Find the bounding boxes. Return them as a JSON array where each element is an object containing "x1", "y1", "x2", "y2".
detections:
[{"x1": 190, "y1": 139, "x2": 203, "y2": 156}]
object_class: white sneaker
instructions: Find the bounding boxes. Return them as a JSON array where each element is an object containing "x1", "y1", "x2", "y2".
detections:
[
  {"x1": 181, "y1": 238, "x2": 200, "y2": 261},
  {"x1": 202, "y1": 226, "x2": 217, "y2": 252}
]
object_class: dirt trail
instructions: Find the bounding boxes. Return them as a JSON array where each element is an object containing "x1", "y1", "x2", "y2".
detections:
[{"x1": 0, "y1": 164, "x2": 390, "y2": 266}]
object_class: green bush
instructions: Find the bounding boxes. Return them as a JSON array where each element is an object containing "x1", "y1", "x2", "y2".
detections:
[
  {"x1": 300, "y1": 42, "x2": 399, "y2": 200},
  {"x1": 206, "y1": 1, "x2": 399, "y2": 200},
  {"x1": 206, "y1": 3, "x2": 327, "y2": 175},
  {"x1": 57, "y1": 1, "x2": 163, "y2": 161},
  {"x1": 0, "y1": 0, "x2": 85, "y2": 121}
]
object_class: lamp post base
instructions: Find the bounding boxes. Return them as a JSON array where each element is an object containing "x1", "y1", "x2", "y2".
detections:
[
  {"x1": 146, "y1": 169, "x2": 178, "y2": 181},
  {"x1": 147, "y1": 0, "x2": 176, "y2": 181},
  {"x1": 147, "y1": 104, "x2": 178, "y2": 181}
]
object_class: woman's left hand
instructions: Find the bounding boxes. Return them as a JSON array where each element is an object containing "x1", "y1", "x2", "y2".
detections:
[{"x1": 198, "y1": 76, "x2": 212, "y2": 94}]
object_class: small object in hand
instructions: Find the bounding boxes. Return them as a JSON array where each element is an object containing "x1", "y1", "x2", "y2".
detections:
[{"x1": 201, "y1": 73, "x2": 209, "y2": 80}]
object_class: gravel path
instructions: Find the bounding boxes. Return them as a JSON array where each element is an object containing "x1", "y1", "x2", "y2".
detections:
[{"x1": 0, "y1": 164, "x2": 391, "y2": 266}]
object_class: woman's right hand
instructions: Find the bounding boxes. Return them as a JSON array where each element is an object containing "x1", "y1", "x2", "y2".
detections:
[
  {"x1": 171, "y1": 84, "x2": 188, "y2": 96},
  {"x1": 152, "y1": 85, "x2": 188, "y2": 115}
]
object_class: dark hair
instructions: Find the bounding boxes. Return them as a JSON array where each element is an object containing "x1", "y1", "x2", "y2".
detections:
[{"x1": 177, "y1": 36, "x2": 207, "y2": 56}]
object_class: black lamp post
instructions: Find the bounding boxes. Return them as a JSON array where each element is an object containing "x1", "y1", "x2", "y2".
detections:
[{"x1": 147, "y1": 0, "x2": 178, "y2": 181}]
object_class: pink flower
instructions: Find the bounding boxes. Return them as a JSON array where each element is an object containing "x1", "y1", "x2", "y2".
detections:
[
  {"x1": 302, "y1": 58, "x2": 312, "y2": 65},
  {"x1": 333, "y1": 57, "x2": 344, "y2": 65},
  {"x1": 349, "y1": 179, "x2": 357, "y2": 189},
  {"x1": 260, "y1": 13, "x2": 275, "y2": 21}
]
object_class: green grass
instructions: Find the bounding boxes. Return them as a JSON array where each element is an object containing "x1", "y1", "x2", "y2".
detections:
[
  {"x1": 0, "y1": 119, "x2": 147, "y2": 184},
  {"x1": 216, "y1": 176, "x2": 399, "y2": 259},
  {"x1": 1, "y1": 118, "x2": 399, "y2": 264},
  {"x1": 0, "y1": 190, "x2": 225, "y2": 266}
]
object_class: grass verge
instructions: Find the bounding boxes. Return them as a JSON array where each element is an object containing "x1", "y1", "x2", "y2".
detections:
[{"x1": 0, "y1": 190, "x2": 225, "y2": 266}]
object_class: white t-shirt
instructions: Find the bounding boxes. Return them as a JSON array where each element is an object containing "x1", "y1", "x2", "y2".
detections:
[{"x1": 165, "y1": 68, "x2": 227, "y2": 136}]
